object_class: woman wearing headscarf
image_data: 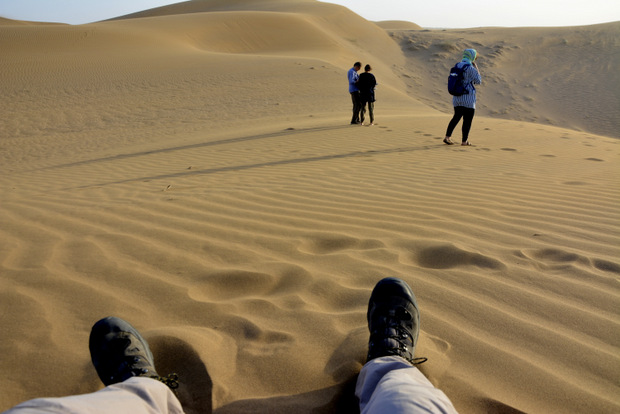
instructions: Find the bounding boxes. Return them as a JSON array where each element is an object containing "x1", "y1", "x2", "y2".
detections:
[{"x1": 444, "y1": 49, "x2": 482, "y2": 146}]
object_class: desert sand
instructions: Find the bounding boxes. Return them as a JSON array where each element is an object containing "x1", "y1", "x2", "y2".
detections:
[{"x1": 0, "y1": 1, "x2": 618, "y2": 413}]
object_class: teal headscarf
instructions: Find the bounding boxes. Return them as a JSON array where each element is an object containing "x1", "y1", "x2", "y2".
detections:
[{"x1": 462, "y1": 49, "x2": 477, "y2": 64}]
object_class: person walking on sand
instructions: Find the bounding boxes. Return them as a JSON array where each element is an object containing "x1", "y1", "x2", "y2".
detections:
[
  {"x1": 444, "y1": 49, "x2": 482, "y2": 146},
  {"x1": 348, "y1": 62, "x2": 363, "y2": 124},
  {"x1": 357, "y1": 64, "x2": 377, "y2": 126}
]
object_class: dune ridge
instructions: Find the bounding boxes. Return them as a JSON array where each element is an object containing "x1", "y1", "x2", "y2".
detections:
[
  {"x1": 387, "y1": 22, "x2": 620, "y2": 137},
  {"x1": 1, "y1": 1, "x2": 619, "y2": 413}
]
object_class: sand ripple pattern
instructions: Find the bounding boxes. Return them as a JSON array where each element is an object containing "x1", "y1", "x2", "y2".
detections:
[{"x1": 1, "y1": 119, "x2": 618, "y2": 413}]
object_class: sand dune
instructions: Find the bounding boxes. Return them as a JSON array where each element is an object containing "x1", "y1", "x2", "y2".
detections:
[
  {"x1": 0, "y1": 1, "x2": 619, "y2": 413},
  {"x1": 376, "y1": 20, "x2": 423, "y2": 30},
  {"x1": 387, "y1": 22, "x2": 620, "y2": 137}
]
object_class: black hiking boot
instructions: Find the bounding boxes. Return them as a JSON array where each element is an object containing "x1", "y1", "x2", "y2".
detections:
[
  {"x1": 89, "y1": 316, "x2": 178, "y2": 389},
  {"x1": 366, "y1": 277, "x2": 424, "y2": 365}
]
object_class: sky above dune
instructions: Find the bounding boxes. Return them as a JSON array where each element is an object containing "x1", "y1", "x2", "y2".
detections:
[{"x1": 0, "y1": 0, "x2": 618, "y2": 27}]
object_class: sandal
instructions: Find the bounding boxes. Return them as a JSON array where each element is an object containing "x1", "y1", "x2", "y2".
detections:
[
  {"x1": 461, "y1": 141, "x2": 471, "y2": 146},
  {"x1": 443, "y1": 137, "x2": 454, "y2": 145}
]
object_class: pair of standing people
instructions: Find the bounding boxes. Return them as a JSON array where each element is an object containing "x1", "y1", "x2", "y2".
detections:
[{"x1": 348, "y1": 62, "x2": 377, "y2": 125}]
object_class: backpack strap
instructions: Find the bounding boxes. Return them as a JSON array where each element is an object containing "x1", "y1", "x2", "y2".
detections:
[{"x1": 462, "y1": 63, "x2": 473, "y2": 89}]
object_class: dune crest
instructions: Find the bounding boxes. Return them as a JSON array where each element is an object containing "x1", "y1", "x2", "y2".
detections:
[
  {"x1": 375, "y1": 20, "x2": 423, "y2": 30},
  {"x1": 386, "y1": 21, "x2": 620, "y2": 137}
]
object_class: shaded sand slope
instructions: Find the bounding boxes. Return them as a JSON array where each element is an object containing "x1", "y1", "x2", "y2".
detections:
[
  {"x1": 386, "y1": 22, "x2": 620, "y2": 137},
  {"x1": 1, "y1": 1, "x2": 619, "y2": 413},
  {"x1": 112, "y1": 0, "x2": 408, "y2": 86}
]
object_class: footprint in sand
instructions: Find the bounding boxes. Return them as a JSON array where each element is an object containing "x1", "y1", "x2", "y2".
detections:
[
  {"x1": 424, "y1": 333, "x2": 451, "y2": 354},
  {"x1": 592, "y1": 259, "x2": 620, "y2": 274},
  {"x1": 416, "y1": 333, "x2": 453, "y2": 380},
  {"x1": 299, "y1": 234, "x2": 385, "y2": 255},
  {"x1": 416, "y1": 244, "x2": 505, "y2": 270},
  {"x1": 530, "y1": 248, "x2": 580, "y2": 262},
  {"x1": 239, "y1": 322, "x2": 296, "y2": 357},
  {"x1": 189, "y1": 270, "x2": 274, "y2": 301},
  {"x1": 563, "y1": 181, "x2": 587, "y2": 185},
  {"x1": 521, "y1": 248, "x2": 620, "y2": 274},
  {"x1": 189, "y1": 266, "x2": 313, "y2": 302}
]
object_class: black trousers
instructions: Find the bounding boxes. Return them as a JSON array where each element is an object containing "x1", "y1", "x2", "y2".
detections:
[
  {"x1": 361, "y1": 100, "x2": 374, "y2": 124},
  {"x1": 350, "y1": 91, "x2": 362, "y2": 124},
  {"x1": 445, "y1": 106, "x2": 475, "y2": 142}
]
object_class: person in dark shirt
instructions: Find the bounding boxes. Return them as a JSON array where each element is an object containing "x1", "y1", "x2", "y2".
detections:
[{"x1": 357, "y1": 64, "x2": 377, "y2": 126}]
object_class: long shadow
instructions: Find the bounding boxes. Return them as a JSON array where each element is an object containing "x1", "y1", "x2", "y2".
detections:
[
  {"x1": 64, "y1": 143, "x2": 439, "y2": 191},
  {"x1": 39, "y1": 124, "x2": 352, "y2": 171},
  {"x1": 150, "y1": 335, "x2": 214, "y2": 414}
]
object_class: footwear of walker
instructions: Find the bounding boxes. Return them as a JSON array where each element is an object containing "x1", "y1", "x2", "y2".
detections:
[
  {"x1": 89, "y1": 316, "x2": 178, "y2": 389},
  {"x1": 443, "y1": 137, "x2": 454, "y2": 145},
  {"x1": 366, "y1": 277, "x2": 424, "y2": 365},
  {"x1": 461, "y1": 141, "x2": 471, "y2": 146}
]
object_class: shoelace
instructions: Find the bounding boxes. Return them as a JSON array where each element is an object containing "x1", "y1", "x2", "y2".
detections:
[
  {"x1": 106, "y1": 338, "x2": 159, "y2": 383},
  {"x1": 109, "y1": 355, "x2": 150, "y2": 383},
  {"x1": 372, "y1": 306, "x2": 428, "y2": 365},
  {"x1": 151, "y1": 373, "x2": 180, "y2": 390},
  {"x1": 99, "y1": 334, "x2": 181, "y2": 389},
  {"x1": 376, "y1": 323, "x2": 428, "y2": 365},
  {"x1": 116, "y1": 356, "x2": 180, "y2": 391}
]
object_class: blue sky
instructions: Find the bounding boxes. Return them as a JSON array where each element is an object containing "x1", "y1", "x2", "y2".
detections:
[{"x1": 0, "y1": 0, "x2": 618, "y2": 27}]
